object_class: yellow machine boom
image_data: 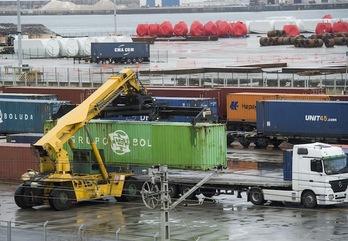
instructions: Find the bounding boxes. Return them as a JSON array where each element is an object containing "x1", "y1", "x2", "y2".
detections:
[{"x1": 14, "y1": 68, "x2": 148, "y2": 210}]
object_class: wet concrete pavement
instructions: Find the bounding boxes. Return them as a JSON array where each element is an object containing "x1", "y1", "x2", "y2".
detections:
[{"x1": 2, "y1": 182, "x2": 348, "y2": 241}]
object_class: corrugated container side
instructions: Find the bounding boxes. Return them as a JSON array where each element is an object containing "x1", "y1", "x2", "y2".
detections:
[
  {"x1": 216, "y1": 87, "x2": 326, "y2": 120},
  {"x1": 0, "y1": 143, "x2": 38, "y2": 182},
  {"x1": 3, "y1": 87, "x2": 97, "y2": 104},
  {"x1": 329, "y1": 95, "x2": 348, "y2": 101},
  {"x1": 6, "y1": 133, "x2": 43, "y2": 144},
  {"x1": 227, "y1": 93, "x2": 329, "y2": 122},
  {"x1": 91, "y1": 42, "x2": 149, "y2": 59},
  {"x1": 46, "y1": 120, "x2": 226, "y2": 170},
  {"x1": 0, "y1": 99, "x2": 70, "y2": 134},
  {"x1": 155, "y1": 97, "x2": 218, "y2": 115},
  {"x1": 0, "y1": 93, "x2": 58, "y2": 100},
  {"x1": 147, "y1": 86, "x2": 326, "y2": 121},
  {"x1": 257, "y1": 100, "x2": 348, "y2": 138},
  {"x1": 146, "y1": 87, "x2": 222, "y2": 117}
]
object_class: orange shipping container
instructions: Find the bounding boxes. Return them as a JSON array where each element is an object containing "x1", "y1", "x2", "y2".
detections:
[{"x1": 226, "y1": 92, "x2": 330, "y2": 123}]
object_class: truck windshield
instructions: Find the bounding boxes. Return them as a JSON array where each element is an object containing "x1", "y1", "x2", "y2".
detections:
[{"x1": 323, "y1": 156, "x2": 348, "y2": 175}]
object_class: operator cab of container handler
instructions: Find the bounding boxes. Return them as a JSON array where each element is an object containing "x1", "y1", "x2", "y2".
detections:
[{"x1": 14, "y1": 68, "x2": 153, "y2": 211}]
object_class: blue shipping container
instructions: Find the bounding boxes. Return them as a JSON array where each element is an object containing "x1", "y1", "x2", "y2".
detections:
[
  {"x1": 0, "y1": 98, "x2": 70, "y2": 134},
  {"x1": 0, "y1": 93, "x2": 57, "y2": 100},
  {"x1": 162, "y1": 0, "x2": 180, "y2": 7},
  {"x1": 256, "y1": 100, "x2": 348, "y2": 138},
  {"x1": 91, "y1": 42, "x2": 150, "y2": 62},
  {"x1": 146, "y1": 0, "x2": 155, "y2": 7}
]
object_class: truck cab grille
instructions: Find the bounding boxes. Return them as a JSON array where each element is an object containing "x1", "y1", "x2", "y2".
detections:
[{"x1": 329, "y1": 179, "x2": 348, "y2": 193}]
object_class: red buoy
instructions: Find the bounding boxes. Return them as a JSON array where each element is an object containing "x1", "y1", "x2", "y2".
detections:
[
  {"x1": 159, "y1": 21, "x2": 173, "y2": 36},
  {"x1": 136, "y1": 24, "x2": 149, "y2": 36},
  {"x1": 217, "y1": 21, "x2": 232, "y2": 37},
  {"x1": 173, "y1": 21, "x2": 188, "y2": 36},
  {"x1": 332, "y1": 21, "x2": 348, "y2": 33},
  {"x1": 203, "y1": 21, "x2": 218, "y2": 36},
  {"x1": 315, "y1": 22, "x2": 332, "y2": 35},
  {"x1": 190, "y1": 21, "x2": 204, "y2": 36},
  {"x1": 148, "y1": 24, "x2": 159, "y2": 36},
  {"x1": 231, "y1": 21, "x2": 248, "y2": 36},
  {"x1": 283, "y1": 24, "x2": 300, "y2": 36}
]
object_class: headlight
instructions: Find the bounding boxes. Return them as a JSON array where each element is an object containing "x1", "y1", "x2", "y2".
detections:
[{"x1": 328, "y1": 194, "x2": 334, "y2": 200}]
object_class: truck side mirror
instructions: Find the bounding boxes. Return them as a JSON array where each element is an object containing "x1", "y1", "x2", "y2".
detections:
[{"x1": 311, "y1": 159, "x2": 323, "y2": 173}]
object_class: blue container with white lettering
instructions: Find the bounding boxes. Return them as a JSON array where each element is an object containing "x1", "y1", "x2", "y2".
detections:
[
  {"x1": 256, "y1": 100, "x2": 348, "y2": 138},
  {"x1": 0, "y1": 98, "x2": 70, "y2": 134},
  {"x1": 91, "y1": 42, "x2": 150, "y2": 63}
]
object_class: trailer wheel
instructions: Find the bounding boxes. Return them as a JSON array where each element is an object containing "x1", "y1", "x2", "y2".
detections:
[
  {"x1": 302, "y1": 191, "x2": 317, "y2": 208},
  {"x1": 256, "y1": 138, "x2": 270, "y2": 149},
  {"x1": 49, "y1": 188, "x2": 74, "y2": 211},
  {"x1": 200, "y1": 188, "x2": 216, "y2": 198},
  {"x1": 137, "y1": 57, "x2": 143, "y2": 63},
  {"x1": 181, "y1": 185, "x2": 196, "y2": 200},
  {"x1": 14, "y1": 184, "x2": 33, "y2": 209},
  {"x1": 249, "y1": 188, "x2": 265, "y2": 205},
  {"x1": 168, "y1": 184, "x2": 179, "y2": 198},
  {"x1": 238, "y1": 138, "x2": 250, "y2": 148}
]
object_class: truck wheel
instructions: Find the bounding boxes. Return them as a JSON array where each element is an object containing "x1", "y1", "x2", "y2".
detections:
[
  {"x1": 181, "y1": 185, "x2": 196, "y2": 200},
  {"x1": 200, "y1": 188, "x2": 217, "y2": 197},
  {"x1": 14, "y1": 184, "x2": 33, "y2": 209},
  {"x1": 49, "y1": 188, "x2": 74, "y2": 211},
  {"x1": 117, "y1": 177, "x2": 140, "y2": 202},
  {"x1": 168, "y1": 184, "x2": 179, "y2": 198},
  {"x1": 249, "y1": 188, "x2": 265, "y2": 205},
  {"x1": 302, "y1": 191, "x2": 317, "y2": 208}
]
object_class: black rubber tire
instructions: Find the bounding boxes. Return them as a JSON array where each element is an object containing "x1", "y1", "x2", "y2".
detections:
[
  {"x1": 117, "y1": 177, "x2": 140, "y2": 202},
  {"x1": 256, "y1": 138, "x2": 270, "y2": 149},
  {"x1": 180, "y1": 185, "x2": 196, "y2": 200},
  {"x1": 239, "y1": 138, "x2": 250, "y2": 148},
  {"x1": 200, "y1": 188, "x2": 217, "y2": 198},
  {"x1": 49, "y1": 188, "x2": 74, "y2": 211},
  {"x1": 249, "y1": 188, "x2": 265, "y2": 205},
  {"x1": 14, "y1": 184, "x2": 33, "y2": 209},
  {"x1": 302, "y1": 191, "x2": 317, "y2": 209},
  {"x1": 168, "y1": 184, "x2": 179, "y2": 198}
]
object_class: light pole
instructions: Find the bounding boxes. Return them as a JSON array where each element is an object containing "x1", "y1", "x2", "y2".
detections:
[
  {"x1": 113, "y1": 0, "x2": 117, "y2": 35},
  {"x1": 345, "y1": 51, "x2": 348, "y2": 94},
  {"x1": 17, "y1": 0, "x2": 22, "y2": 69}
]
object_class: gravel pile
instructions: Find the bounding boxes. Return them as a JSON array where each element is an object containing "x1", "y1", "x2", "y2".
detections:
[{"x1": 40, "y1": 0, "x2": 124, "y2": 11}]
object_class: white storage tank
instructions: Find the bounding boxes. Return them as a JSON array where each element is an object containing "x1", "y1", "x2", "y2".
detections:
[
  {"x1": 248, "y1": 20, "x2": 275, "y2": 34},
  {"x1": 14, "y1": 38, "x2": 60, "y2": 58}
]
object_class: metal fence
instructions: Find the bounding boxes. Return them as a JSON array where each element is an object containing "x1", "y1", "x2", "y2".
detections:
[
  {"x1": 0, "y1": 219, "x2": 194, "y2": 241},
  {"x1": 0, "y1": 63, "x2": 347, "y2": 94}
]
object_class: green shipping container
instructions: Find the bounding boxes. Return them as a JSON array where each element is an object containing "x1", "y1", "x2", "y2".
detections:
[{"x1": 45, "y1": 120, "x2": 226, "y2": 170}]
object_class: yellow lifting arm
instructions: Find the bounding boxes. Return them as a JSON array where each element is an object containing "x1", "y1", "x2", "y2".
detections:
[{"x1": 34, "y1": 68, "x2": 144, "y2": 173}]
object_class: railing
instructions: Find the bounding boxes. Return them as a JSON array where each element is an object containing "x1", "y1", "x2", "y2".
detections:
[
  {"x1": 0, "y1": 219, "x2": 191, "y2": 241},
  {"x1": 0, "y1": 65, "x2": 347, "y2": 94}
]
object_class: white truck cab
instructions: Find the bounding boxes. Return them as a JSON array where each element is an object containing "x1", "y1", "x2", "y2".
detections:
[{"x1": 255, "y1": 143, "x2": 348, "y2": 208}]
